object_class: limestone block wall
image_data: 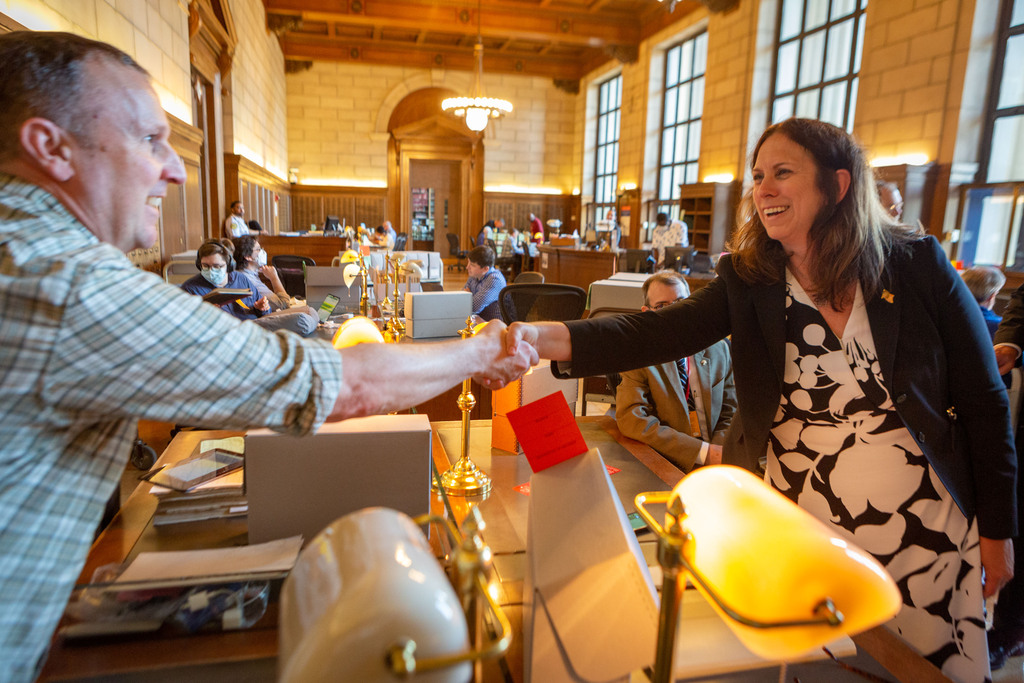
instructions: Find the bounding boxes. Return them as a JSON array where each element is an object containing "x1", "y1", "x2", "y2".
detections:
[
  {"x1": 226, "y1": 0, "x2": 288, "y2": 180},
  {"x1": 2, "y1": 0, "x2": 192, "y2": 123},
  {"x1": 286, "y1": 61, "x2": 576, "y2": 191}
]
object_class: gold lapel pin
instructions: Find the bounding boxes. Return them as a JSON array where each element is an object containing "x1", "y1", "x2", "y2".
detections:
[{"x1": 881, "y1": 289, "x2": 894, "y2": 303}]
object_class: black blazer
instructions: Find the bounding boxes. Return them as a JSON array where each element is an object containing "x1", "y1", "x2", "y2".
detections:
[{"x1": 559, "y1": 237, "x2": 1016, "y2": 538}]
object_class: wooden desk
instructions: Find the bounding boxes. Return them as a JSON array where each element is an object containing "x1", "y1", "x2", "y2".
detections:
[
  {"x1": 258, "y1": 234, "x2": 349, "y2": 266},
  {"x1": 536, "y1": 246, "x2": 618, "y2": 291}
]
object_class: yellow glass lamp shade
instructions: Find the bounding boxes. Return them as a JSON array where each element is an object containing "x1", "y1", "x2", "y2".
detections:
[
  {"x1": 339, "y1": 249, "x2": 360, "y2": 264},
  {"x1": 673, "y1": 465, "x2": 900, "y2": 660},
  {"x1": 332, "y1": 316, "x2": 384, "y2": 349}
]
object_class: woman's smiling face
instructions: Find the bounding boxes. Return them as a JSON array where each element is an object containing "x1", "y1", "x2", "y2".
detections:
[{"x1": 751, "y1": 133, "x2": 828, "y2": 256}]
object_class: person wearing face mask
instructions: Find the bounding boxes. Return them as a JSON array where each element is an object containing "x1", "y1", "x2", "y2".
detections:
[
  {"x1": 233, "y1": 236, "x2": 320, "y2": 336},
  {"x1": 181, "y1": 240, "x2": 269, "y2": 322}
]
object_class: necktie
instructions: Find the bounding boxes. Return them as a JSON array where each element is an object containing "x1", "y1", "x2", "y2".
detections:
[{"x1": 676, "y1": 357, "x2": 696, "y2": 412}]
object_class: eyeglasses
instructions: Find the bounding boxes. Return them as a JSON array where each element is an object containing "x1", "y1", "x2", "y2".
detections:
[
  {"x1": 200, "y1": 265, "x2": 226, "y2": 273},
  {"x1": 650, "y1": 297, "x2": 684, "y2": 311}
]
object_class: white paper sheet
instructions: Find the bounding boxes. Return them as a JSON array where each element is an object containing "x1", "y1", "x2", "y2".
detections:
[{"x1": 115, "y1": 536, "x2": 302, "y2": 584}]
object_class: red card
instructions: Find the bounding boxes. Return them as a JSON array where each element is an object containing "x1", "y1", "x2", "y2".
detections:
[
  {"x1": 507, "y1": 391, "x2": 588, "y2": 473},
  {"x1": 514, "y1": 482, "x2": 531, "y2": 496},
  {"x1": 605, "y1": 465, "x2": 620, "y2": 475}
]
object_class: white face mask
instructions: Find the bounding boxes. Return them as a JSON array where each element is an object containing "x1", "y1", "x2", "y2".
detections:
[
  {"x1": 256, "y1": 249, "x2": 268, "y2": 268},
  {"x1": 201, "y1": 266, "x2": 227, "y2": 287}
]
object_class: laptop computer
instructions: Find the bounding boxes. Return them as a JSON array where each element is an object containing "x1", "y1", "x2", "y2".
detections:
[{"x1": 304, "y1": 266, "x2": 363, "y2": 315}]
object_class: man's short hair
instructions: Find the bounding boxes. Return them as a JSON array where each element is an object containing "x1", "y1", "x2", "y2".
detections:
[
  {"x1": 655, "y1": 212, "x2": 669, "y2": 226},
  {"x1": 0, "y1": 32, "x2": 146, "y2": 161},
  {"x1": 230, "y1": 201, "x2": 243, "y2": 210},
  {"x1": 961, "y1": 265, "x2": 1006, "y2": 304},
  {"x1": 233, "y1": 235, "x2": 260, "y2": 264},
  {"x1": 468, "y1": 245, "x2": 495, "y2": 268},
  {"x1": 642, "y1": 269, "x2": 690, "y2": 307},
  {"x1": 196, "y1": 240, "x2": 234, "y2": 272}
]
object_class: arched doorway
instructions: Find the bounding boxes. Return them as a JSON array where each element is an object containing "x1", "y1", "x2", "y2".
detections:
[{"x1": 387, "y1": 88, "x2": 484, "y2": 254}]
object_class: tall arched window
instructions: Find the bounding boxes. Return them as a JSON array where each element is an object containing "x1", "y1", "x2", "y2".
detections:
[
  {"x1": 594, "y1": 75, "x2": 623, "y2": 222},
  {"x1": 980, "y1": 0, "x2": 1024, "y2": 183}
]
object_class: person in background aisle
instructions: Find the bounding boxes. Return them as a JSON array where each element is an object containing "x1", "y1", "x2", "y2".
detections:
[
  {"x1": 507, "y1": 117, "x2": 1016, "y2": 682},
  {"x1": 615, "y1": 271, "x2": 736, "y2": 472},
  {"x1": 463, "y1": 245, "x2": 506, "y2": 321},
  {"x1": 876, "y1": 180, "x2": 904, "y2": 221},
  {"x1": 529, "y1": 212, "x2": 544, "y2": 243},
  {"x1": 222, "y1": 200, "x2": 248, "y2": 238},
  {"x1": 0, "y1": 31, "x2": 538, "y2": 682},
  {"x1": 961, "y1": 265, "x2": 1006, "y2": 340},
  {"x1": 650, "y1": 212, "x2": 688, "y2": 268}
]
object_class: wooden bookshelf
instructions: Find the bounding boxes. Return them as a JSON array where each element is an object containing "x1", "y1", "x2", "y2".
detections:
[{"x1": 678, "y1": 181, "x2": 739, "y2": 256}]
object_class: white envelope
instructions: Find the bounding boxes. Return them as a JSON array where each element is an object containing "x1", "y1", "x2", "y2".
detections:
[{"x1": 523, "y1": 448, "x2": 659, "y2": 683}]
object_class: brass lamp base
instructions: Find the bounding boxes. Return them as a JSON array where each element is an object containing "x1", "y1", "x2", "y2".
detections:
[{"x1": 436, "y1": 457, "x2": 492, "y2": 496}]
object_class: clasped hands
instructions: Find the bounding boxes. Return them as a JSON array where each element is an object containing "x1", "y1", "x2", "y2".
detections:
[{"x1": 472, "y1": 320, "x2": 540, "y2": 389}]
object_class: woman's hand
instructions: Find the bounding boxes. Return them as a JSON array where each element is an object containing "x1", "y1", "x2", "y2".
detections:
[{"x1": 980, "y1": 536, "x2": 1015, "y2": 598}]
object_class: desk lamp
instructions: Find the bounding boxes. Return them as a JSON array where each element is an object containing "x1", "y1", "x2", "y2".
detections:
[
  {"x1": 279, "y1": 506, "x2": 510, "y2": 683},
  {"x1": 633, "y1": 465, "x2": 901, "y2": 683},
  {"x1": 434, "y1": 317, "x2": 492, "y2": 496},
  {"x1": 331, "y1": 315, "x2": 384, "y2": 348}
]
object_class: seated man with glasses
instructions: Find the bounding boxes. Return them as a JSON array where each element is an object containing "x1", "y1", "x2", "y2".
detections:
[
  {"x1": 615, "y1": 270, "x2": 737, "y2": 472},
  {"x1": 182, "y1": 241, "x2": 267, "y2": 321}
]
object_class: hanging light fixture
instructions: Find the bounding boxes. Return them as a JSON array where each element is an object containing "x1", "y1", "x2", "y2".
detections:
[{"x1": 442, "y1": 1, "x2": 513, "y2": 132}]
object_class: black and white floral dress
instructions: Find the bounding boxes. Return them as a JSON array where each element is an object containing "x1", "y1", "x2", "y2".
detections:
[{"x1": 765, "y1": 272, "x2": 988, "y2": 683}]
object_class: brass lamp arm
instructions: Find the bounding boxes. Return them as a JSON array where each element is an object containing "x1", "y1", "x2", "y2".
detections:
[
  {"x1": 634, "y1": 492, "x2": 845, "y2": 630},
  {"x1": 385, "y1": 513, "x2": 512, "y2": 677}
]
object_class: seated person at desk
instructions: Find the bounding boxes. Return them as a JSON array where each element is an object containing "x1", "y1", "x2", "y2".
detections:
[
  {"x1": 0, "y1": 31, "x2": 538, "y2": 682},
  {"x1": 181, "y1": 240, "x2": 269, "y2": 321},
  {"x1": 463, "y1": 245, "x2": 506, "y2": 321},
  {"x1": 650, "y1": 212, "x2": 688, "y2": 267},
  {"x1": 222, "y1": 200, "x2": 249, "y2": 238},
  {"x1": 502, "y1": 226, "x2": 525, "y2": 255},
  {"x1": 233, "y1": 235, "x2": 320, "y2": 336},
  {"x1": 476, "y1": 218, "x2": 503, "y2": 246},
  {"x1": 616, "y1": 271, "x2": 737, "y2": 472},
  {"x1": 371, "y1": 221, "x2": 396, "y2": 250}
]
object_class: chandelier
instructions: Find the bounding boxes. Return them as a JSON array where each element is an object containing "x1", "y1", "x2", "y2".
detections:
[{"x1": 441, "y1": 2, "x2": 512, "y2": 132}]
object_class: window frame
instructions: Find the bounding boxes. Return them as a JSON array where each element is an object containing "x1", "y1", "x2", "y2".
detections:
[
  {"x1": 977, "y1": 0, "x2": 1024, "y2": 183},
  {"x1": 593, "y1": 74, "x2": 623, "y2": 225}
]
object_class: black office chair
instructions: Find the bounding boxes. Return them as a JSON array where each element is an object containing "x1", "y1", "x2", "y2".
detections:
[
  {"x1": 514, "y1": 271, "x2": 545, "y2": 284},
  {"x1": 272, "y1": 254, "x2": 316, "y2": 298},
  {"x1": 393, "y1": 233, "x2": 408, "y2": 251},
  {"x1": 498, "y1": 283, "x2": 587, "y2": 324},
  {"x1": 690, "y1": 251, "x2": 714, "y2": 273},
  {"x1": 446, "y1": 233, "x2": 468, "y2": 272}
]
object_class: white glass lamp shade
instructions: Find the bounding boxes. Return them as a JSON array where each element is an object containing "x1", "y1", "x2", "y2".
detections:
[
  {"x1": 464, "y1": 107, "x2": 489, "y2": 132},
  {"x1": 674, "y1": 466, "x2": 901, "y2": 660},
  {"x1": 279, "y1": 508, "x2": 471, "y2": 683}
]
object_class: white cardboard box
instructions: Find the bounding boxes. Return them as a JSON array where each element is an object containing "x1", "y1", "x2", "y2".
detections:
[
  {"x1": 245, "y1": 415, "x2": 431, "y2": 544},
  {"x1": 405, "y1": 291, "x2": 472, "y2": 338}
]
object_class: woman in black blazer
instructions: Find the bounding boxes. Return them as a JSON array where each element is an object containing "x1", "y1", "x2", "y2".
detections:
[{"x1": 509, "y1": 119, "x2": 1015, "y2": 682}]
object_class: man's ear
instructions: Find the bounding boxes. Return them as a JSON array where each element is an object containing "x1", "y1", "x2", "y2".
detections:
[
  {"x1": 835, "y1": 168, "x2": 851, "y2": 203},
  {"x1": 19, "y1": 118, "x2": 77, "y2": 182}
]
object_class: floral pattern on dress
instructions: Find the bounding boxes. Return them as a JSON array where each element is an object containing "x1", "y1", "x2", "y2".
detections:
[{"x1": 764, "y1": 275, "x2": 988, "y2": 683}]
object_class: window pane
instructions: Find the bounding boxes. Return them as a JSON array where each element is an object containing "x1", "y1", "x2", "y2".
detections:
[
  {"x1": 660, "y1": 167, "x2": 674, "y2": 199},
  {"x1": 1013, "y1": 0, "x2": 1024, "y2": 28},
  {"x1": 796, "y1": 89, "x2": 820, "y2": 118},
  {"x1": 825, "y1": 19, "x2": 855, "y2": 80},
  {"x1": 598, "y1": 116, "x2": 608, "y2": 144},
  {"x1": 666, "y1": 46, "x2": 680, "y2": 87},
  {"x1": 693, "y1": 33, "x2": 708, "y2": 76},
  {"x1": 685, "y1": 163, "x2": 699, "y2": 185},
  {"x1": 846, "y1": 76, "x2": 858, "y2": 131},
  {"x1": 596, "y1": 147, "x2": 606, "y2": 175},
  {"x1": 613, "y1": 110, "x2": 621, "y2": 138},
  {"x1": 673, "y1": 165, "x2": 686, "y2": 194},
  {"x1": 664, "y1": 87, "x2": 678, "y2": 125},
  {"x1": 677, "y1": 82, "x2": 692, "y2": 122},
  {"x1": 688, "y1": 120, "x2": 702, "y2": 160},
  {"x1": 987, "y1": 114, "x2": 1024, "y2": 182},
  {"x1": 776, "y1": 42, "x2": 799, "y2": 94},
  {"x1": 691, "y1": 76, "x2": 705, "y2": 118},
  {"x1": 675, "y1": 123, "x2": 688, "y2": 161},
  {"x1": 780, "y1": 0, "x2": 804, "y2": 41},
  {"x1": 821, "y1": 81, "x2": 847, "y2": 127},
  {"x1": 805, "y1": 0, "x2": 828, "y2": 32},
  {"x1": 662, "y1": 128, "x2": 676, "y2": 165},
  {"x1": 679, "y1": 40, "x2": 694, "y2": 81},
  {"x1": 612, "y1": 76, "x2": 622, "y2": 106},
  {"x1": 773, "y1": 95, "x2": 795, "y2": 122},
  {"x1": 853, "y1": 13, "x2": 865, "y2": 72},
  {"x1": 611, "y1": 142, "x2": 619, "y2": 172},
  {"x1": 831, "y1": 0, "x2": 856, "y2": 20},
  {"x1": 997, "y1": 34, "x2": 1024, "y2": 109},
  {"x1": 799, "y1": 30, "x2": 826, "y2": 87}
]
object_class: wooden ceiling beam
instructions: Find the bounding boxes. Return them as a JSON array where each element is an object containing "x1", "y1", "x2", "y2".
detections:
[
  {"x1": 280, "y1": 36, "x2": 587, "y2": 79},
  {"x1": 264, "y1": 0, "x2": 644, "y2": 47}
]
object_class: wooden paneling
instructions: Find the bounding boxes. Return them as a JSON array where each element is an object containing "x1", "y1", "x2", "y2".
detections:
[
  {"x1": 258, "y1": 234, "x2": 350, "y2": 266},
  {"x1": 224, "y1": 154, "x2": 292, "y2": 235},
  {"x1": 484, "y1": 193, "x2": 579, "y2": 237},
  {"x1": 290, "y1": 185, "x2": 388, "y2": 232},
  {"x1": 537, "y1": 245, "x2": 618, "y2": 291}
]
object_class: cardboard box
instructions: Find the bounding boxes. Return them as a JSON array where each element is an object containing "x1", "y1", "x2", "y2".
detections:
[
  {"x1": 404, "y1": 291, "x2": 472, "y2": 339},
  {"x1": 588, "y1": 278, "x2": 644, "y2": 312},
  {"x1": 245, "y1": 414, "x2": 431, "y2": 544},
  {"x1": 492, "y1": 360, "x2": 578, "y2": 453}
]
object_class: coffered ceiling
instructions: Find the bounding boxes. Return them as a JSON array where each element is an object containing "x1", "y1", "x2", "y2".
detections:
[{"x1": 262, "y1": 0, "x2": 713, "y2": 83}]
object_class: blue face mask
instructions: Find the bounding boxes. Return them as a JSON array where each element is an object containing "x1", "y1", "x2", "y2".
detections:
[{"x1": 201, "y1": 266, "x2": 227, "y2": 287}]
